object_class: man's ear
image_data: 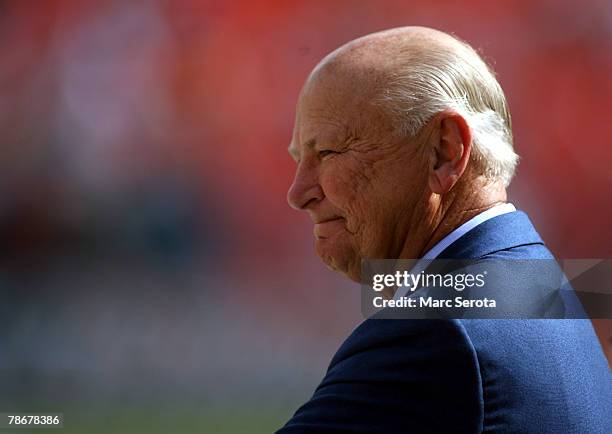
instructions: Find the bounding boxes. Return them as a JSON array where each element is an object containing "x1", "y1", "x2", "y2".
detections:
[{"x1": 428, "y1": 111, "x2": 472, "y2": 194}]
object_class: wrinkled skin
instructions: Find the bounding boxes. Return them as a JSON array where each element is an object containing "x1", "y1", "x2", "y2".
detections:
[
  {"x1": 287, "y1": 61, "x2": 432, "y2": 281},
  {"x1": 287, "y1": 27, "x2": 506, "y2": 283}
]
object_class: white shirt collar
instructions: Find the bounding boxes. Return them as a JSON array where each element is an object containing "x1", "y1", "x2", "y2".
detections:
[
  {"x1": 392, "y1": 203, "x2": 516, "y2": 300},
  {"x1": 421, "y1": 202, "x2": 516, "y2": 260}
]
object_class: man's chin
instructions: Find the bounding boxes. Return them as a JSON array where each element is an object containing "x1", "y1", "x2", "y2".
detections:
[{"x1": 315, "y1": 240, "x2": 361, "y2": 282}]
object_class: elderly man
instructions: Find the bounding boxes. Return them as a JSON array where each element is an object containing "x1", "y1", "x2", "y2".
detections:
[{"x1": 278, "y1": 27, "x2": 611, "y2": 433}]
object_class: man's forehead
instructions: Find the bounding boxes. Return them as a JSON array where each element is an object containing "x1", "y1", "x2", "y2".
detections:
[
  {"x1": 304, "y1": 59, "x2": 390, "y2": 105},
  {"x1": 287, "y1": 35, "x2": 416, "y2": 160}
]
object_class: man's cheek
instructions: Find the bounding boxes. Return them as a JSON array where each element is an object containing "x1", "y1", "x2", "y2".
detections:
[
  {"x1": 323, "y1": 181, "x2": 357, "y2": 214},
  {"x1": 321, "y1": 167, "x2": 352, "y2": 196},
  {"x1": 326, "y1": 157, "x2": 368, "y2": 190}
]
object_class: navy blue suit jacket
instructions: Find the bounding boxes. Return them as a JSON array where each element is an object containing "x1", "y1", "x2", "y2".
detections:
[{"x1": 277, "y1": 211, "x2": 612, "y2": 433}]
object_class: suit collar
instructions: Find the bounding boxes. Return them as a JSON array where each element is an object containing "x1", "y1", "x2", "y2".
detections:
[{"x1": 437, "y1": 210, "x2": 544, "y2": 259}]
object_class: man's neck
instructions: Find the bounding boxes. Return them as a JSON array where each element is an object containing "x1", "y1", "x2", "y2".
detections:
[{"x1": 401, "y1": 177, "x2": 508, "y2": 259}]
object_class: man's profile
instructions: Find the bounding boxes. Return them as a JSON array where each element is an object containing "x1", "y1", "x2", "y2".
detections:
[{"x1": 277, "y1": 26, "x2": 612, "y2": 433}]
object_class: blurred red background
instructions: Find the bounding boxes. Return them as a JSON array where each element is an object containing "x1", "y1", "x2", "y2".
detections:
[{"x1": 0, "y1": 1, "x2": 610, "y2": 432}]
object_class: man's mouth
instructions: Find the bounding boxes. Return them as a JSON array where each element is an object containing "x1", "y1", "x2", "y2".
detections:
[
  {"x1": 315, "y1": 216, "x2": 343, "y2": 224},
  {"x1": 313, "y1": 217, "x2": 345, "y2": 239}
]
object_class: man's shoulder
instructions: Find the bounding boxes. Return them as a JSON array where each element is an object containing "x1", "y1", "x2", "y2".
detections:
[
  {"x1": 330, "y1": 313, "x2": 611, "y2": 432},
  {"x1": 327, "y1": 316, "x2": 477, "y2": 377},
  {"x1": 460, "y1": 317, "x2": 612, "y2": 432}
]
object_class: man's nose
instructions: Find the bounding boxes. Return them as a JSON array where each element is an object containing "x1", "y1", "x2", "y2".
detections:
[{"x1": 287, "y1": 162, "x2": 323, "y2": 210}]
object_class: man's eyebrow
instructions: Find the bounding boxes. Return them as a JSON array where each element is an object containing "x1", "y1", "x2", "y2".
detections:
[
  {"x1": 305, "y1": 137, "x2": 317, "y2": 148},
  {"x1": 287, "y1": 137, "x2": 317, "y2": 161}
]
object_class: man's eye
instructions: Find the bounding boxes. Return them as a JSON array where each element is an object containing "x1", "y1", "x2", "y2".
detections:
[{"x1": 318, "y1": 150, "x2": 339, "y2": 159}]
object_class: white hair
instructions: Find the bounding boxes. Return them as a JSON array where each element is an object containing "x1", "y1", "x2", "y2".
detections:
[{"x1": 377, "y1": 43, "x2": 518, "y2": 186}]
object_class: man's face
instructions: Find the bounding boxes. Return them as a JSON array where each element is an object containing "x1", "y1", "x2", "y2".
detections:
[{"x1": 287, "y1": 67, "x2": 431, "y2": 281}]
